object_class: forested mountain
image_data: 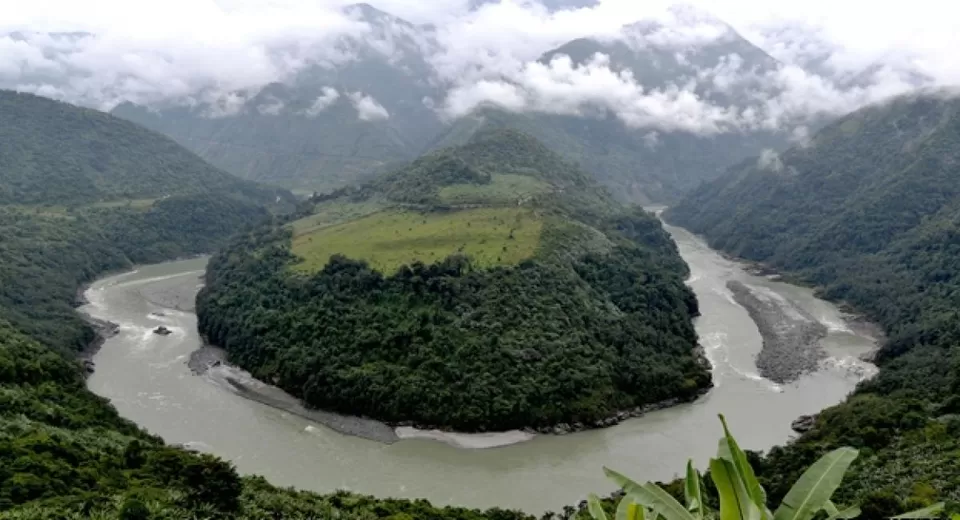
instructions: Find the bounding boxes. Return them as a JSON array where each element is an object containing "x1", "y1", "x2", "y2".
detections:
[
  {"x1": 666, "y1": 91, "x2": 960, "y2": 512},
  {"x1": 112, "y1": 3, "x2": 443, "y2": 194},
  {"x1": 109, "y1": 3, "x2": 792, "y2": 203},
  {"x1": 428, "y1": 10, "x2": 789, "y2": 203},
  {"x1": 0, "y1": 90, "x2": 294, "y2": 354},
  {"x1": 0, "y1": 89, "x2": 535, "y2": 518},
  {"x1": 0, "y1": 91, "x2": 288, "y2": 206},
  {"x1": 196, "y1": 129, "x2": 711, "y2": 431}
]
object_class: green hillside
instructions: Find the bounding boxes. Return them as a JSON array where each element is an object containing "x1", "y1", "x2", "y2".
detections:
[
  {"x1": 0, "y1": 91, "x2": 288, "y2": 206},
  {"x1": 0, "y1": 90, "x2": 535, "y2": 518},
  {"x1": 666, "y1": 92, "x2": 960, "y2": 511},
  {"x1": 0, "y1": 90, "x2": 295, "y2": 354},
  {"x1": 196, "y1": 129, "x2": 711, "y2": 432}
]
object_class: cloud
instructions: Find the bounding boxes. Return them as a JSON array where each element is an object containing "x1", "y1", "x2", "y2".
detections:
[
  {"x1": 442, "y1": 53, "x2": 742, "y2": 134},
  {"x1": 757, "y1": 148, "x2": 783, "y2": 171},
  {"x1": 303, "y1": 87, "x2": 340, "y2": 117},
  {"x1": 257, "y1": 96, "x2": 285, "y2": 115},
  {"x1": 349, "y1": 91, "x2": 390, "y2": 120},
  {"x1": 1, "y1": 0, "x2": 959, "y2": 135}
]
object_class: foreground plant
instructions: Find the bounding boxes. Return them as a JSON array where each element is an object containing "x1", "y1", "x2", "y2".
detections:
[{"x1": 587, "y1": 415, "x2": 947, "y2": 520}]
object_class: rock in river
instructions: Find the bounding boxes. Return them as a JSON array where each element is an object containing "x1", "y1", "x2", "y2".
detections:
[
  {"x1": 791, "y1": 414, "x2": 817, "y2": 433},
  {"x1": 153, "y1": 326, "x2": 173, "y2": 336}
]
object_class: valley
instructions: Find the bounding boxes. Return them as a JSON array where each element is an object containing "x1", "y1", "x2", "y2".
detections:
[
  {"x1": 2, "y1": 2, "x2": 960, "y2": 518},
  {"x1": 81, "y1": 223, "x2": 877, "y2": 513}
]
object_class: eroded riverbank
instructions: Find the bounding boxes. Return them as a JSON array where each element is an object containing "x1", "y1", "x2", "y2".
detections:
[{"x1": 82, "y1": 227, "x2": 878, "y2": 514}]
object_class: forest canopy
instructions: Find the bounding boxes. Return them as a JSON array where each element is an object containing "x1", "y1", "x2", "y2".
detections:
[
  {"x1": 197, "y1": 130, "x2": 711, "y2": 431},
  {"x1": 666, "y1": 92, "x2": 960, "y2": 513}
]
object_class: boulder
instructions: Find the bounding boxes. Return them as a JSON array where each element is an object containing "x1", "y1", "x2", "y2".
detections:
[
  {"x1": 153, "y1": 326, "x2": 173, "y2": 336},
  {"x1": 791, "y1": 414, "x2": 817, "y2": 434}
]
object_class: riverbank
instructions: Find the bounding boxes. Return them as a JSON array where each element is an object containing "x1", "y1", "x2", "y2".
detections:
[
  {"x1": 188, "y1": 343, "x2": 711, "y2": 446},
  {"x1": 726, "y1": 280, "x2": 828, "y2": 384}
]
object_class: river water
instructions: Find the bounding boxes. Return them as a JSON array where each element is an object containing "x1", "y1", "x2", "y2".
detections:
[{"x1": 82, "y1": 224, "x2": 877, "y2": 514}]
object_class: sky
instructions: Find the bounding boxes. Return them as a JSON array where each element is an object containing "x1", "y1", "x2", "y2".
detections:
[{"x1": 2, "y1": 0, "x2": 958, "y2": 133}]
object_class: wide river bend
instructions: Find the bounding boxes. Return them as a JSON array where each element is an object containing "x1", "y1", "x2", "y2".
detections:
[{"x1": 82, "y1": 224, "x2": 877, "y2": 514}]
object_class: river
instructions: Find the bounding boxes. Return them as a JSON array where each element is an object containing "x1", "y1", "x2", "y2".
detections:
[{"x1": 81, "y1": 224, "x2": 877, "y2": 514}]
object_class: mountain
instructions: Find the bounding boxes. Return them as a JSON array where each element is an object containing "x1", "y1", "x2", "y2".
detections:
[
  {"x1": 0, "y1": 88, "x2": 536, "y2": 518},
  {"x1": 0, "y1": 90, "x2": 289, "y2": 206},
  {"x1": 108, "y1": 3, "x2": 792, "y2": 203},
  {"x1": 112, "y1": 3, "x2": 443, "y2": 194},
  {"x1": 469, "y1": 0, "x2": 598, "y2": 10},
  {"x1": 196, "y1": 129, "x2": 711, "y2": 432},
  {"x1": 430, "y1": 7, "x2": 789, "y2": 203},
  {"x1": 0, "y1": 89, "x2": 293, "y2": 354},
  {"x1": 666, "y1": 91, "x2": 960, "y2": 510}
]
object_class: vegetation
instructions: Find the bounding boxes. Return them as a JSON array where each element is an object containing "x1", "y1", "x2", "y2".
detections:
[
  {"x1": 291, "y1": 207, "x2": 544, "y2": 274},
  {"x1": 666, "y1": 92, "x2": 960, "y2": 514},
  {"x1": 585, "y1": 416, "x2": 950, "y2": 520},
  {"x1": 0, "y1": 91, "x2": 290, "y2": 207},
  {"x1": 197, "y1": 129, "x2": 710, "y2": 431},
  {"x1": 0, "y1": 95, "x2": 535, "y2": 518}
]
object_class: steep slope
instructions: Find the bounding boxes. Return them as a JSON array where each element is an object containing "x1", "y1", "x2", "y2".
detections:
[
  {"x1": 0, "y1": 90, "x2": 288, "y2": 206},
  {"x1": 430, "y1": 9, "x2": 788, "y2": 203},
  {"x1": 197, "y1": 129, "x2": 711, "y2": 432},
  {"x1": 0, "y1": 89, "x2": 533, "y2": 519},
  {"x1": 666, "y1": 91, "x2": 960, "y2": 511},
  {"x1": 112, "y1": 4, "x2": 443, "y2": 194},
  {"x1": 0, "y1": 90, "x2": 293, "y2": 354}
]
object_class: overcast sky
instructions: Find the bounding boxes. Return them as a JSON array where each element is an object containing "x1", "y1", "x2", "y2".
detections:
[{"x1": 2, "y1": 0, "x2": 958, "y2": 133}]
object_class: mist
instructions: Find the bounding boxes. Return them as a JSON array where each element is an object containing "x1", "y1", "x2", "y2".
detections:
[{"x1": 3, "y1": 0, "x2": 958, "y2": 133}]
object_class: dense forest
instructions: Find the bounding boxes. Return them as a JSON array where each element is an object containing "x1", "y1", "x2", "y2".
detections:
[
  {"x1": 197, "y1": 130, "x2": 711, "y2": 431},
  {"x1": 0, "y1": 94, "x2": 535, "y2": 518},
  {"x1": 0, "y1": 91, "x2": 291, "y2": 206},
  {"x1": 666, "y1": 92, "x2": 960, "y2": 513}
]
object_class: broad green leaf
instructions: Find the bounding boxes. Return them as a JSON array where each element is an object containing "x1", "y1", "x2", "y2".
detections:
[
  {"x1": 627, "y1": 483, "x2": 697, "y2": 520},
  {"x1": 823, "y1": 501, "x2": 861, "y2": 520},
  {"x1": 719, "y1": 415, "x2": 768, "y2": 510},
  {"x1": 588, "y1": 493, "x2": 609, "y2": 520},
  {"x1": 605, "y1": 467, "x2": 650, "y2": 497},
  {"x1": 617, "y1": 496, "x2": 649, "y2": 520},
  {"x1": 711, "y1": 457, "x2": 761, "y2": 520},
  {"x1": 772, "y1": 448, "x2": 859, "y2": 520},
  {"x1": 685, "y1": 460, "x2": 704, "y2": 518},
  {"x1": 891, "y1": 503, "x2": 945, "y2": 519}
]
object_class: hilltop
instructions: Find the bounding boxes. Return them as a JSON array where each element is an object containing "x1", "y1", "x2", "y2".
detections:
[
  {"x1": 666, "y1": 91, "x2": 960, "y2": 510},
  {"x1": 196, "y1": 129, "x2": 711, "y2": 432}
]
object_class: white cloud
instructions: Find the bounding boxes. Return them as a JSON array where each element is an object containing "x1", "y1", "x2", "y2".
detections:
[
  {"x1": 757, "y1": 148, "x2": 783, "y2": 171},
  {"x1": 257, "y1": 96, "x2": 285, "y2": 115},
  {"x1": 1, "y1": 0, "x2": 959, "y2": 134},
  {"x1": 303, "y1": 86, "x2": 340, "y2": 116},
  {"x1": 348, "y1": 91, "x2": 390, "y2": 121}
]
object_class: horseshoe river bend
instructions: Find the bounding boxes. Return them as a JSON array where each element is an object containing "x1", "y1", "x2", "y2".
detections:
[{"x1": 81, "y1": 222, "x2": 879, "y2": 514}]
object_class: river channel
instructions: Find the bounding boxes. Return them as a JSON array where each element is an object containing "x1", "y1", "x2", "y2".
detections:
[{"x1": 82, "y1": 223, "x2": 878, "y2": 514}]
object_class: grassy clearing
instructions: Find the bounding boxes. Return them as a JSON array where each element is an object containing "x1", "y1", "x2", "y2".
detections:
[
  {"x1": 438, "y1": 174, "x2": 550, "y2": 205},
  {"x1": 291, "y1": 207, "x2": 543, "y2": 274},
  {"x1": 290, "y1": 199, "x2": 386, "y2": 237},
  {"x1": 89, "y1": 198, "x2": 157, "y2": 210}
]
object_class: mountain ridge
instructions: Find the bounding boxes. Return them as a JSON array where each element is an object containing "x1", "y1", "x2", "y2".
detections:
[{"x1": 195, "y1": 129, "x2": 712, "y2": 432}]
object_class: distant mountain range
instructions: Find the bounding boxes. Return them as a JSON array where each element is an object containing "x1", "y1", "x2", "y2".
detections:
[{"x1": 103, "y1": 3, "x2": 799, "y2": 202}]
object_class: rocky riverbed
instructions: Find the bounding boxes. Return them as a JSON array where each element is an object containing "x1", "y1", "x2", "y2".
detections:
[{"x1": 726, "y1": 280, "x2": 828, "y2": 383}]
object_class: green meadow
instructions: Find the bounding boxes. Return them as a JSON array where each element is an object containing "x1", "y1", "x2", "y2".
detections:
[
  {"x1": 291, "y1": 207, "x2": 543, "y2": 274},
  {"x1": 438, "y1": 174, "x2": 550, "y2": 205}
]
